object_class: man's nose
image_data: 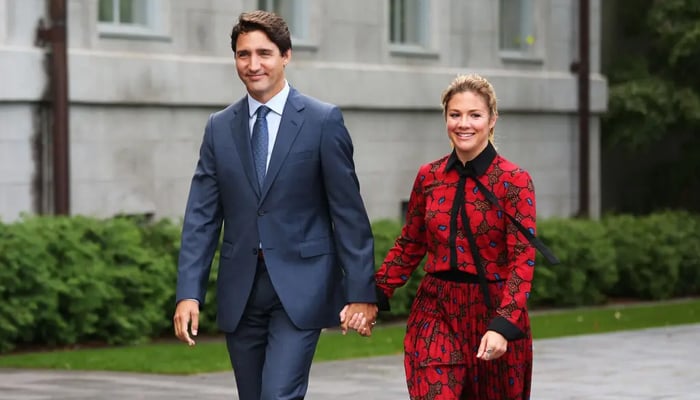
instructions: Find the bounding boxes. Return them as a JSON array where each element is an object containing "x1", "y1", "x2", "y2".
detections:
[{"x1": 249, "y1": 55, "x2": 261, "y2": 70}]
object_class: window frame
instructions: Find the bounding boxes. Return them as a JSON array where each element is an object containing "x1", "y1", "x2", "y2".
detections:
[
  {"x1": 257, "y1": 0, "x2": 313, "y2": 46},
  {"x1": 498, "y1": 0, "x2": 538, "y2": 58},
  {"x1": 97, "y1": 0, "x2": 169, "y2": 39},
  {"x1": 388, "y1": 0, "x2": 430, "y2": 51}
]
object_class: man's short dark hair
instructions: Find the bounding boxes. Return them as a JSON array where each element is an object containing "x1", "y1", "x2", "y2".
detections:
[{"x1": 230, "y1": 10, "x2": 292, "y2": 55}]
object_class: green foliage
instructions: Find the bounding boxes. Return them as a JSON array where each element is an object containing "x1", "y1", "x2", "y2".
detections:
[
  {"x1": 31, "y1": 216, "x2": 114, "y2": 346},
  {"x1": 0, "y1": 212, "x2": 698, "y2": 353},
  {"x1": 605, "y1": 0, "x2": 700, "y2": 136},
  {"x1": 603, "y1": 213, "x2": 685, "y2": 299},
  {"x1": 531, "y1": 218, "x2": 618, "y2": 307},
  {"x1": 138, "y1": 218, "x2": 183, "y2": 334},
  {"x1": 648, "y1": 0, "x2": 700, "y2": 86},
  {"x1": 0, "y1": 216, "x2": 181, "y2": 352},
  {"x1": 663, "y1": 212, "x2": 700, "y2": 296},
  {"x1": 605, "y1": 78, "x2": 682, "y2": 149},
  {"x1": 0, "y1": 218, "x2": 57, "y2": 352},
  {"x1": 603, "y1": 0, "x2": 700, "y2": 213},
  {"x1": 88, "y1": 218, "x2": 176, "y2": 342}
]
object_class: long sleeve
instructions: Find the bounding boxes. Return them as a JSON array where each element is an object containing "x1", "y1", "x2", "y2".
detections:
[
  {"x1": 320, "y1": 106, "x2": 376, "y2": 304},
  {"x1": 176, "y1": 114, "x2": 224, "y2": 305},
  {"x1": 487, "y1": 169, "x2": 536, "y2": 339},
  {"x1": 375, "y1": 169, "x2": 428, "y2": 301}
]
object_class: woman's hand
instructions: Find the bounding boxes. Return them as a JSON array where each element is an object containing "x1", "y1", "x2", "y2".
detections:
[{"x1": 477, "y1": 330, "x2": 508, "y2": 361}]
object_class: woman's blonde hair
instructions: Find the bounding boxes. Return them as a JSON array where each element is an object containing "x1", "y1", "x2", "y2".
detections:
[{"x1": 441, "y1": 74, "x2": 499, "y2": 143}]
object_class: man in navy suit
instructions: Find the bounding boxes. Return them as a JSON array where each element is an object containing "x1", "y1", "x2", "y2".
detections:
[{"x1": 173, "y1": 10, "x2": 378, "y2": 400}]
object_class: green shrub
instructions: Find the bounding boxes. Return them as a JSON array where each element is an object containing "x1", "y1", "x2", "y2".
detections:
[
  {"x1": 0, "y1": 218, "x2": 58, "y2": 352},
  {"x1": 0, "y1": 216, "x2": 183, "y2": 352},
  {"x1": 531, "y1": 218, "x2": 618, "y2": 307},
  {"x1": 671, "y1": 212, "x2": 700, "y2": 296},
  {"x1": 87, "y1": 217, "x2": 176, "y2": 344},
  {"x1": 604, "y1": 212, "x2": 683, "y2": 299},
  {"x1": 35, "y1": 216, "x2": 114, "y2": 346},
  {"x1": 137, "y1": 218, "x2": 182, "y2": 336},
  {"x1": 1, "y1": 211, "x2": 697, "y2": 353}
]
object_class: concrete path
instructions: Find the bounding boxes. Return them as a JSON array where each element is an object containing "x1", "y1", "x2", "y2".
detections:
[{"x1": 1, "y1": 324, "x2": 698, "y2": 399}]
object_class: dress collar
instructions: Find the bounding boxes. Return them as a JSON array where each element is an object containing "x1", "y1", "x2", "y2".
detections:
[{"x1": 444, "y1": 142, "x2": 497, "y2": 177}]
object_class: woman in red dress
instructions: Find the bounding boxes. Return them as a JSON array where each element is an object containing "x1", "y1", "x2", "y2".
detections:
[{"x1": 345, "y1": 74, "x2": 540, "y2": 399}]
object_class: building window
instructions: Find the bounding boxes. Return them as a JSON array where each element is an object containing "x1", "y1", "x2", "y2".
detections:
[
  {"x1": 499, "y1": 0, "x2": 535, "y2": 53},
  {"x1": 389, "y1": 0, "x2": 429, "y2": 47},
  {"x1": 98, "y1": 0, "x2": 165, "y2": 37},
  {"x1": 258, "y1": 0, "x2": 309, "y2": 42}
]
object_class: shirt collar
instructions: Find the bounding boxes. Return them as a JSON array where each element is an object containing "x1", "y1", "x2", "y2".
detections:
[
  {"x1": 444, "y1": 141, "x2": 497, "y2": 177},
  {"x1": 247, "y1": 81, "x2": 290, "y2": 117}
]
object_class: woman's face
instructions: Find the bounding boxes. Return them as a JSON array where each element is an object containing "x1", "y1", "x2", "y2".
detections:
[{"x1": 445, "y1": 90, "x2": 496, "y2": 163}]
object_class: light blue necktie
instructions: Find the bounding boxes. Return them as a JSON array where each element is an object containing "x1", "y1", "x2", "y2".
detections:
[{"x1": 251, "y1": 105, "x2": 270, "y2": 190}]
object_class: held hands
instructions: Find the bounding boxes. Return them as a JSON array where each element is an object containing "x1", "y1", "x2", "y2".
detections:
[
  {"x1": 173, "y1": 299, "x2": 200, "y2": 346},
  {"x1": 339, "y1": 303, "x2": 378, "y2": 337},
  {"x1": 477, "y1": 330, "x2": 508, "y2": 361}
]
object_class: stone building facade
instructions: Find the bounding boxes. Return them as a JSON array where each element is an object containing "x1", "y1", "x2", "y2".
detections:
[{"x1": 0, "y1": 0, "x2": 607, "y2": 222}]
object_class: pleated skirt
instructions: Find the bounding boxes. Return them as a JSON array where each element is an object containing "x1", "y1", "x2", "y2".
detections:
[{"x1": 403, "y1": 274, "x2": 532, "y2": 400}]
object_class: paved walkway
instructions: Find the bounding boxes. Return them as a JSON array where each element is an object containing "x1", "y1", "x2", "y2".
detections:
[{"x1": 1, "y1": 324, "x2": 698, "y2": 399}]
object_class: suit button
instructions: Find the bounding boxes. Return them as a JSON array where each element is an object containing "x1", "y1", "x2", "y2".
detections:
[
  {"x1": 257, "y1": 210, "x2": 265, "y2": 216},
  {"x1": 252, "y1": 248, "x2": 258, "y2": 255}
]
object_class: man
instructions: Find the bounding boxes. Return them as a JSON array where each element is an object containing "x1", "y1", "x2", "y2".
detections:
[{"x1": 173, "y1": 10, "x2": 378, "y2": 400}]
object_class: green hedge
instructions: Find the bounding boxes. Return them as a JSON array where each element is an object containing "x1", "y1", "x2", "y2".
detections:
[
  {"x1": 0, "y1": 216, "x2": 177, "y2": 353},
  {"x1": 604, "y1": 211, "x2": 700, "y2": 300},
  {"x1": 531, "y1": 218, "x2": 618, "y2": 307},
  {"x1": 0, "y1": 211, "x2": 698, "y2": 353}
]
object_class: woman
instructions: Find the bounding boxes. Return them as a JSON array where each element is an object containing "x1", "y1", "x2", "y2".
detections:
[{"x1": 345, "y1": 74, "x2": 551, "y2": 399}]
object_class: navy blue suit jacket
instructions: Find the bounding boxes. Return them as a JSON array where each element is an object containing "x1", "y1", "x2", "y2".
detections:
[{"x1": 176, "y1": 88, "x2": 377, "y2": 332}]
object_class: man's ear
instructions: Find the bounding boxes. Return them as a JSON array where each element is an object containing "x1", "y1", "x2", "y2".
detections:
[{"x1": 283, "y1": 49, "x2": 292, "y2": 66}]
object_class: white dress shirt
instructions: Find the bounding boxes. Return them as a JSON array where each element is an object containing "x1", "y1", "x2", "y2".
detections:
[{"x1": 246, "y1": 81, "x2": 290, "y2": 172}]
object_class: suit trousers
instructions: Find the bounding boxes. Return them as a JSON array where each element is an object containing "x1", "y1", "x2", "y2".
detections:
[{"x1": 225, "y1": 259, "x2": 322, "y2": 400}]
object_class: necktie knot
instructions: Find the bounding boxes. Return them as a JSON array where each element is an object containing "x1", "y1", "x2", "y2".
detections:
[{"x1": 257, "y1": 105, "x2": 271, "y2": 120}]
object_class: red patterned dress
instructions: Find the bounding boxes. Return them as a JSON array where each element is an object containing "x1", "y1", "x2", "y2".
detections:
[{"x1": 375, "y1": 143, "x2": 536, "y2": 399}]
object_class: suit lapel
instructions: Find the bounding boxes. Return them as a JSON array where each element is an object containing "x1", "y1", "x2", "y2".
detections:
[
  {"x1": 230, "y1": 100, "x2": 261, "y2": 197},
  {"x1": 260, "y1": 88, "x2": 305, "y2": 201}
]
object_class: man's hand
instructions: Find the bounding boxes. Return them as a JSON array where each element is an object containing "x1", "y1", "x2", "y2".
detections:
[
  {"x1": 476, "y1": 330, "x2": 508, "y2": 361},
  {"x1": 339, "y1": 303, "x2": 377, "y2": 337},
  {"x1": 173, "y1": 299, "x2": 200, "y2": 346}
]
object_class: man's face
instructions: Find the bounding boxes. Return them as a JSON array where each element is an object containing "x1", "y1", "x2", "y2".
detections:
[{"x1": 234, "y1": 30, "x2": 290, "y2": 103}]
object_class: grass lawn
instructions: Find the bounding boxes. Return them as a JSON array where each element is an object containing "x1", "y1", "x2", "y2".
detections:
[{"x1": 0, "y1": 298, "x2": 697, "y2": 374}]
